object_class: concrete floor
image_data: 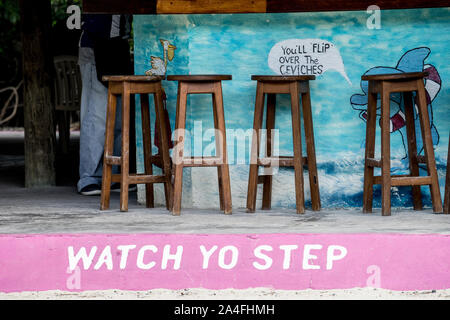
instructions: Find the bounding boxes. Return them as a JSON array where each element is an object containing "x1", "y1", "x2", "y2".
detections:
[
  {"x1": 1, "y1": 188, "x2": 449, "y2": 234},
  {"x1": 0, "y1": 130, "x2": 449, "y2": 234}
]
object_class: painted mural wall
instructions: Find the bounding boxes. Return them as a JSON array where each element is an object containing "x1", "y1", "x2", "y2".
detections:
[{"x1": 133, "y1": 8, "x2": 449, "y2": 210}]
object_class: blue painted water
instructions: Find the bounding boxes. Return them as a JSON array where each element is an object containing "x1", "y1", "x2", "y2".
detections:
[{"x1": 134, "y1": 8, "x2": 449, "y2": 209}]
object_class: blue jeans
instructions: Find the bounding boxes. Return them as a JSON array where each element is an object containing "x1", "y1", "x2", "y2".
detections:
[{"x1": 77, "y1": 49, "x2": 122, "y2": 192}]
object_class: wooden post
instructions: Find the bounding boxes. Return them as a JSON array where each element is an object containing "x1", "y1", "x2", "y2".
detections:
[
  {"x1": 380, "y1": 83, "x2": 392, "y2": 216},
  {"x1": 362, "y1": 88, "x2": 377, "y2": 213},
  {"x1": 403, "y1": 91, "x2": 423, "y2": 210},
  {"x1": 262, "y1": 93, "x2": 276, "y2": 210},
  {"x1": 20, "y1": 0, "x2": 56, "y2": 187},
  {"x1": 444, "y1": 132, "x2": 450, "y2": 214},
  {"x1": 246, "y1": 81, "x2": 265, "y2": 213},
  {"x1": 290, "y1": 81, "x2": 305, "y2": 214}
]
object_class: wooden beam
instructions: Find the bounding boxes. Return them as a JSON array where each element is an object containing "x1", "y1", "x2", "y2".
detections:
[
  {"x1": 83, "y1": 0, "x2": 449, "y2": 14},
  {"x1": 157, "y1": 0, "x2": 266, "y2": 14},
  {"x1": 266, "y1": 0, "x2": 449, "y2": 13},
  {"x1": 83, "y1": 0, "x2": 157, "y2": 14}
]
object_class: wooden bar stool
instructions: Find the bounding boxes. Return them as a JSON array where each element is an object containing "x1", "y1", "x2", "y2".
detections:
[
  {"x1": 444, "y1": 132, "x2": 450, "y2": 214},
  {"x1": 167, "y1": 75, "x2": 233, "y2": 216},
  {"x1": 362, "y1": 72, "x2": 443, "y2": 216},
  {"x1": 100, "y1": 75, "x2": 173, "y2": 212},
  {"x1": 247, "y1": 75, "x2": 321, "y2": 214}
]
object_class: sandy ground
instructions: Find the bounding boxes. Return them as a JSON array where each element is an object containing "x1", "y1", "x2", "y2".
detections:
[{"x1": 1, "y1": 287, "x2": 450, "y2": 300}]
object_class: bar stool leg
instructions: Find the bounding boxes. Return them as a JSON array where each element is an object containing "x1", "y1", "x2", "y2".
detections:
[
  {"x1": 363, "y1": 87, "x2": 378, "y2": 213},
  {"x1": 212, "y1": 93, "x2": 225, "y2": 211},
  {"x1": 140, "y1": 93, "x2": 155, "y2": 208},
  {"x1": 172, "y1": 83, "x2": 188, "y2": 216},
  {"x1": 172, "y1": 82, "x2": 181, "y2": 184},
  {"x1": 290, "y1": 82, "x2": 305, "y2": 214},
  {"x1": 120, "y1": 82, "x2": 131, "y2": 212},
  {"x1": 213, "y1": 81, "x2": 232, "y2": 214},
  {"x1": 175, "y1": 82, "x2": 181, "y2": 137},
  {"x1": 100, "y1": 89, "x2": 118, "y2": 210},
  {"x1": 416, "y1": 80, "x2": 443, "y2": 213},
  {"x1": 444, "y1": 132, "x2": 450, "y2": 214},
  {"x1": 247, "y1": 82, "x2": 265, "y2": 213},
  {"x1": 403, "y1": 91, "x2": 422, "y2": 210},
  {"x1": 262, "y1": 94, "x2": 276, "y2": 210},
  {"x1": 380, "y1": 85, "x2": 391, "y2": 216},
  {"x1": 301, "y1": 84, "x2": 321, "y2": 211},
  {"x1": 154, "y1": 85, "x2": 174, "y2": 211}
]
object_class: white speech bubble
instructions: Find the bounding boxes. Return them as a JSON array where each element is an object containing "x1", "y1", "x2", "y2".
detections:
[{"x1": 268, "y1": 39, "x2": 351, "y2": 85}]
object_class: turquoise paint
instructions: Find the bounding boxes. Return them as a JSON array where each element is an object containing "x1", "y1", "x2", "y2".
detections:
[{"x1": 133, "y1": 8, "x2": 450, "y2": 209}]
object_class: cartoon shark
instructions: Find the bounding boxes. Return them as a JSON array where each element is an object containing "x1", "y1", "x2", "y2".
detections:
[{"x1": 350, "y1": 47, "x2": 441, "y2": 159}]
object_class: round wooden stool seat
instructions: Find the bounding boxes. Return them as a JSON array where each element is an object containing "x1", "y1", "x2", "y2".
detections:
[
  {"x1": 251, "y1": 75, "x2": 316, "y2": 81},
  {"x1": 103, "y1": 75, "x2": 165, "y2": 82},
  {"x1": 167, "y1": 75, "x2": 232, "y2": 82},
  {"x1": 361, "y1": 72, "x2": 427, "y2": 81}
]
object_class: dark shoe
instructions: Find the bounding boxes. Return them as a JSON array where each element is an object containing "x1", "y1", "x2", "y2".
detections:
[
  {"x1": 111, "y1": 183, "x2": 137, "y2": 193},
  {"x1": 79, "y1": 184, "x2": 101, "y2": 196}
]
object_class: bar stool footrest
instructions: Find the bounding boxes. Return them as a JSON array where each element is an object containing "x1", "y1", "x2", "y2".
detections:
[
  {"x1": 105, "y1": 156, "x2": 122, "y2": 166},
  {"x1": 182, "y1": 157, "x2": 223, "y2": 167},
  {"x1": 366, "y1": 158, "x2": 381, "y2": 168},
  {"x1": 111, "y1": 174, "x2": 167, "y2": 184},
  {"x1": 257, "y1": 156, "x2": 308, "y2": 167},
  {"x1": 373, "y1": 175, "x2": 432, "y2": 186},
  {"x1": 417, "y1": 155, "x2": 427, "y2": 164}
]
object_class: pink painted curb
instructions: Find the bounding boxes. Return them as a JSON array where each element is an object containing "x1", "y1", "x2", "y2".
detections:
[{"x1": 0, "y1": 233, "x2": 449, "y2": 293}]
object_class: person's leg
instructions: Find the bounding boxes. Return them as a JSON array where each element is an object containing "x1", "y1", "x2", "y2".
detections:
[
  {"x1": 113, "y1": 96, "x2": 122, "y2": 160},
  {"x1": 78, "y1": 45, "x2": 125, "y2": 194},
  {"x1": 78, "y1": 59, "x2": 109, "y2": 192}
]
